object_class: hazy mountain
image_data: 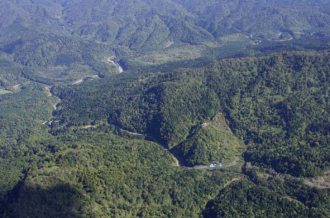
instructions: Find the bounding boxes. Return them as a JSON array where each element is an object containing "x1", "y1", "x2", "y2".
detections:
[{"x1": 1, "y1": 0, "x2": 330, "y2": 50}]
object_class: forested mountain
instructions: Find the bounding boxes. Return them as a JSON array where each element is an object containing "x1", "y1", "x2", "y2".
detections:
[
  {"x1": 2, "y1": 0, "x2": 330, "y2": 47},
  {"x1": 0, "y1": 0, "x2": 329, "y2": 85},
  {"x1": 1, "y1": 0, "x2": 330, "y2": 58},
  {"x1": 52, "y1": 51, "x2": 330, "y2": 177},
  {"x1": 0, "y1": 0, "x2": 329, "y2": 217}
]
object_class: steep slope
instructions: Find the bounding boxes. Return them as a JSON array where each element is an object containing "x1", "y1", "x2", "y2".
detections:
[
  {"x1": 203, "y1": 179, "x2": 330, "y2": 217},
  {"x1": 0, "y1": 81, "x2": 236, "y2": 218},
  {"x1": 0, "y1": 1, "x2": 329, "y2": 217},
  {"x1": 172, "y1": 113, "x2": 244, "y2": 166},
  {"x1": 53, "y1": 51, "x2": 330, "y2": 177},
  {"x1": 1, "y1": 0, "x2": 330, "y2": 52},
  {"x1": 0, "y1": 128, "x2": 235, "y2": 217},
  {"x1": 0, "y1": 84, "x2": 56, "y2": 209},
  {"x1": 1, "y1": 0, "x2": 330, "y2": 83},
  {"x1": 176, "y1": 0, "x2": 330, "y2": 39}
]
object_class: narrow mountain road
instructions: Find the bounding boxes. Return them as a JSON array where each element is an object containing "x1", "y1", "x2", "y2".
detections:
[
  {"x1": 224, "y1": 157, "x2": 240, "y2": 168},
  {"x1": 223, "y1": 177, "x2": 243, "y2": 188},
  {"x1": 87, "y1": 124, "x2": 243, "y2": 170},
  {"x1": 107, "y1": 125, "x2": 244, "y2": 171},
  {"x1": 45, "y1": 74, "x2": 240, "y2": 171},
  {"x1": 72, "y1": 75, "x2": 100, "y2": 85},
  {"x1": 191, "y1": 157, "x2": 240, "y2": 170},
  {"x1": 162, "y1": 147, "x2": 180, "y2": 167},
  {"x1": 172, "y1": 156, "x2": 180, "y2": 167},
  {"x1": 72, "y1": 78, "x2": 84, "y2": 85},
  {"x1": 107, "y1": 57, "x2": 124, "y2": 73},
  {"x1": 43, "y1": 74, "x2": 101, "y2": 125}
]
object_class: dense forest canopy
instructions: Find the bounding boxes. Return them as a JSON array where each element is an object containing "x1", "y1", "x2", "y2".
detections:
[
  {"x1": 53, "y1": 51, "x2": 330, "y2": 177},
  {"x1": 0, "y1": 0, "x2": 329, "y2": 217}
]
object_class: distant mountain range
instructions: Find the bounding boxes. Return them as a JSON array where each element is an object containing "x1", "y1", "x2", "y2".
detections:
[{"x1": 1, "y1": 0, "x2": 330, "y2": 51}]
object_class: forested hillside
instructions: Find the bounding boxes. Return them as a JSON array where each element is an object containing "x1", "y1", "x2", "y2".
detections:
[
  {"x1": 1, "y1": 0, "x2": 330, "y2": 74},
  {"x1": 2, "y1": 0, "x2": 330, "y2": 48},
  {"x1": 203, "y1": 178, "x2": 330, "y2": 217},
  {"x1": 54, "y1": 51, "x2": 329, "y2": 177},
  {"x1": 0, "y1": 50, "x2": 326, "y2": 217},
  {"x1": 0, "y1": 0, "x2": 329, "y2": 217}
]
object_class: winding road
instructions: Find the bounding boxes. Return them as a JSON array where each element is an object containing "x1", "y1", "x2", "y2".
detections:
[
  {"x1": 107, "y1": 57, "x2": 124, "y2": 73},
  {"x1": 42, "y1": 63, "x2": 240, "y2": 172},
  {"x1": 72, "y1": 75, "x2": 100, "y2": 85}
]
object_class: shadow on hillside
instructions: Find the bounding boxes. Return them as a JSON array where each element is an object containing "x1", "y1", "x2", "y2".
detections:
[
  {"x1": 1, "y1": 182, "x2": 84, "y2": 218},
  {"x1": 202, "y1": 199, "x2": 216, "y2": 218}
]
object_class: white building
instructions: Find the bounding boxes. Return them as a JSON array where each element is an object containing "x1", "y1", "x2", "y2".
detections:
[{"x1": 209, "y1": 162, "x2": 223, "y2": 169}]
